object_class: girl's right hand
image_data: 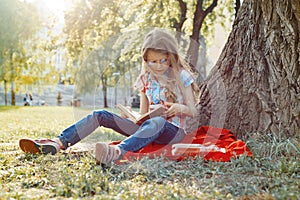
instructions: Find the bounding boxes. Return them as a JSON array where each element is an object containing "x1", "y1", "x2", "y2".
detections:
[{"x1": 165, "y1": 103, "x2": 182, "y2": 118}]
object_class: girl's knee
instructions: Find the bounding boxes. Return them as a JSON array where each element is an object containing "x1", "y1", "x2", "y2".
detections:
[
  {"x1": 147, "y1": 116, "x2": 167, "y2": 127},
  {"x1": 92, "y1": 110, "x2": 108, "y2": 121},
  {"x1": 92, "y1": 110, "x2": 106, "y2": 116}
]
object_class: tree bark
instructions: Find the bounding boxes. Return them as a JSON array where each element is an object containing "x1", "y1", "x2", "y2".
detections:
[
  {"x1": 234, "y1": 0, "x2": 241, "y2": 18},
  {"x1": 195, "y1": 0, "x2": 300, "y2": 138}
]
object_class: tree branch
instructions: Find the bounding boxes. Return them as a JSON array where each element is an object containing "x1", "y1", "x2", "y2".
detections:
[
  {"x1": 178, "y1": 0, "x2": 187, "y2": 30},
  {"x1": 204, "y1": 0, "x2": 218, "y2": 16}
]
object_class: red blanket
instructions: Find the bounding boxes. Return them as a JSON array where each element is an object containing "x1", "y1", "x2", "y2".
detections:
[{"x1": 111, "y1": 126, "x2": 252, "y2": 163}]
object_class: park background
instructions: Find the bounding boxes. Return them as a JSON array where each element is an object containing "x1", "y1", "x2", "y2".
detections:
[{"x1": 0, "y1": 0, "x2": 230, "y2": 108}]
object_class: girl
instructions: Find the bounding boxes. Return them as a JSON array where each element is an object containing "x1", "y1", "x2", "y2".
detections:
[{"x1": 19, "y1": 29, "x2": 198, "y2": 165}]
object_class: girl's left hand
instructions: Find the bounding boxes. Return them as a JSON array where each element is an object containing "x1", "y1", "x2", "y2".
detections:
[{"x1": 165, "y1": 103, "x2": 183, "y2": 118}]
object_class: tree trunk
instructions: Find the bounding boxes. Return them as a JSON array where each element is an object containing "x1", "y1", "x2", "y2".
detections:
[
  {"x1": 10, "y1": 49, "x2": 15, "y2": 106},
  {"x1": 195, "y1": 0, "x2": 300, "y2": 138},
  {"x1": 234, "y1": 0, "x2": 241, "y2": 18},
  {"x1": 197, "y1": 34, "x2": 207, "y2": 82},
  {"x1": 4, "y1": 79, "x2": 7, "y2": 105},
  {"x1": 187, "y1": 0, "x2": 217, "y2": 65},
  {"x1": 102, "y1": 76, "x2": 108, "y2": 108}
]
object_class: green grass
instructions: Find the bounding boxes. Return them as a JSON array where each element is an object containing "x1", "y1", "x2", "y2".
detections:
[{"x1": 0, "y1": 106, "x2": 299, "y2": 199}]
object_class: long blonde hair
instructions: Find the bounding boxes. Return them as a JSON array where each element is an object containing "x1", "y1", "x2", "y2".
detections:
[{"x1": 137, "y1": 29, "x2": 199, "y2": 103}]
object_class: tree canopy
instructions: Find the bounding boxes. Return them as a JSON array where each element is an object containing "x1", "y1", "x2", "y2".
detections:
[
  {"x1": 1, "y1": 0, "x2": 236, "y2": 108},
  {"x1": 62, "y1": 0, "x2": 235, "y2": 105}
]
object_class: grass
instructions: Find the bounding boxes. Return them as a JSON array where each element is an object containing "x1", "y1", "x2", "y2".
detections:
[{"x1": 0, "y1": 106, "x2": 299, "y2": 199}]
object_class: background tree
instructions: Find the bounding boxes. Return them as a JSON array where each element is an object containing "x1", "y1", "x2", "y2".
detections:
[
  {"x1": 185, "y1": 0, "x2": 218, "y2": 76},
  {"x1": 0, "y1": 0, "x2": 42, "y2": 105},
  {"x1": 124, "y1": 0, "x2": 233, "y2": 82},
  {"x1": 63, "y1": 0, "x2": 235, "y2": 107},
  {"x1": 195, "y1": 0, "x2": 300, "y2": 138},
  {"x1": 0, "y1": 0, "x2": 236, "y2": 107},
  {"x1": 78, "y1": 42, "x2": 118, "y2": 108},
  {"x1": 63, "y1": 0, "x2": 126, "y2": 106}
]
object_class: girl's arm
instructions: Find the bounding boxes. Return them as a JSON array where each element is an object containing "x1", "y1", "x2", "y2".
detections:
[
  {"x1": 139, "y1": 92, "x2": 149, "y2": 115},
  {"x1": 165, "y1": 85, "x2": 197, "y2": 117}
]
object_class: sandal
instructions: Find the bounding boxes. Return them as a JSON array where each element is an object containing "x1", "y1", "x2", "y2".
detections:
[{"x1": 19, "y1": 138, "x2": 60, "y2": 155}]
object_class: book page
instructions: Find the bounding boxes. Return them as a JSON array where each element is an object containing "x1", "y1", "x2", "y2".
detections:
[
  {"x1": 116, "y1": 104, "x2": 139, "y2": 122},
  {"x1": 131, "y1": 110, "x2": 141, "y2": 119},
  {"x1": 117, "y1": 104, "x2": 167, "y2": 125},
  {"x1": 136, "y1": 105, "x2": 167, "y2": 125}
]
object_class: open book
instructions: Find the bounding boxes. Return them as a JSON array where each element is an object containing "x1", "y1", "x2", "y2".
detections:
[{"x1": 116, "y1": 104, "x2": 167, "y2": 125}]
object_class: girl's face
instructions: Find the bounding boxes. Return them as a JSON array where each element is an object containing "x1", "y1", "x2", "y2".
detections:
[{"x1": 145, "y1": 50, "x2": 170, "y2": 75}]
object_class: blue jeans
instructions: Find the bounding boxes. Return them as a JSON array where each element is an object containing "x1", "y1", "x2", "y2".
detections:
[{"x1": 58, "y1": 110, "x2": 185, "y2": 154}]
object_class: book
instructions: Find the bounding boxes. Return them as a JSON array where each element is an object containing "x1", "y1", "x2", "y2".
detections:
[
  {"x1": 171, "y1": 144, "x2": 226, "y2": 156},
  {"x1": 116, "y1": 104, "x2": 167, "y2": 125}
]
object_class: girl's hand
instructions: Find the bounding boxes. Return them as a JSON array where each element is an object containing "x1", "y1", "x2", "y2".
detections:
[{"x1": 165, "y1": 103, "x2": 183, "y2": 118}]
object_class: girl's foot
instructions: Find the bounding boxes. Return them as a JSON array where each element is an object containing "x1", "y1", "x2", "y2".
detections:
[
  {"x1": 95, "y1": 143, "x2": 121, "y2": 165},
  {"x1": 19, "y1": 138, "x2": 60, "y2": 155}
]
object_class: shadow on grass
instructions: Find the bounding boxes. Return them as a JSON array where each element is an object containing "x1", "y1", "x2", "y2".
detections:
[{"x1": 0, "y1": 106, "x2": 24, "y2": 112}]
